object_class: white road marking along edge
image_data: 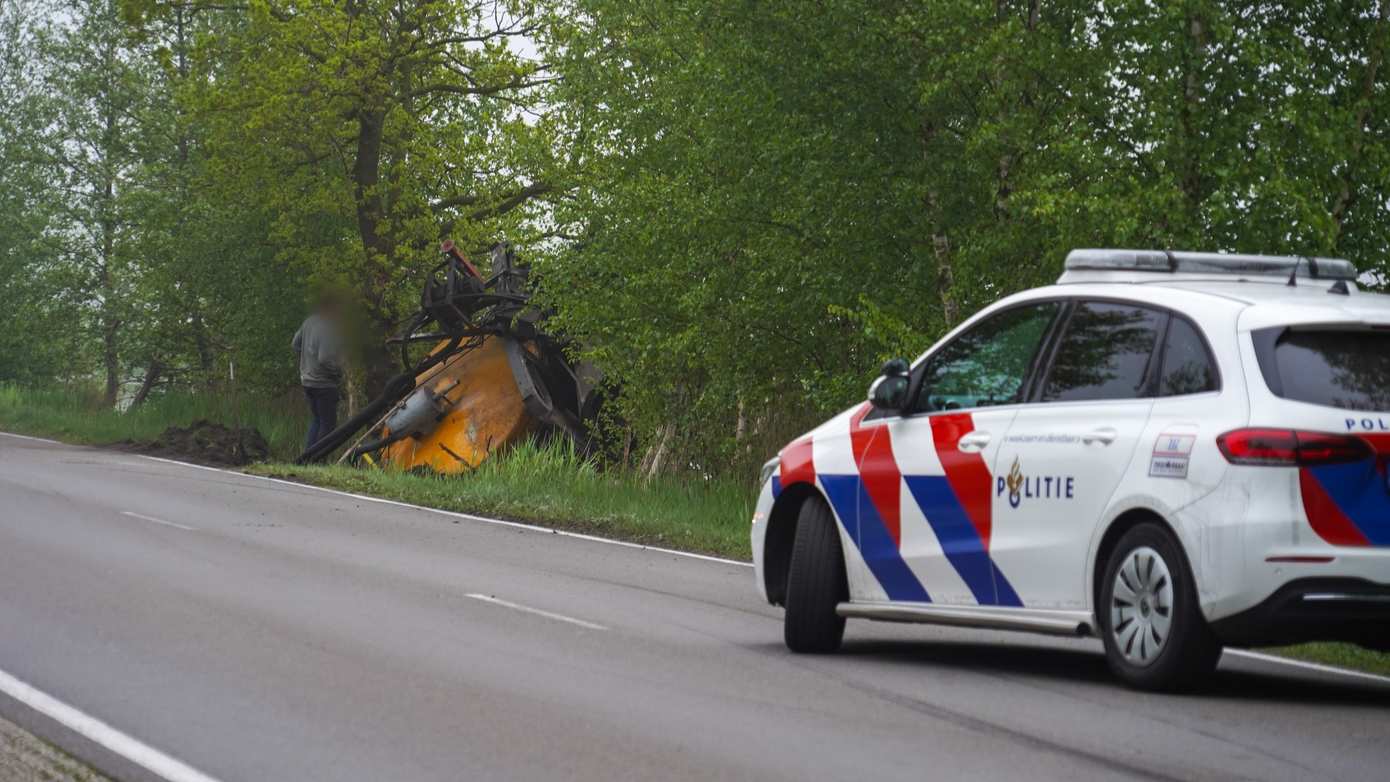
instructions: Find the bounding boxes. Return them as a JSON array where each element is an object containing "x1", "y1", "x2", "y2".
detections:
[
  {"x1": 133, "y1": 453, "x2": 754, "y2": 568},
  {"x1": 120, "y1": 511, "x2": 197, "y2": 532},
  {"x1": 138, "y1": 456, "x2": 1390, "y2": 686},
  {"x1": 1224, "y1": 649, "x2": 1390, "y2": 685},
  {"x1": 9, "y1": 433, "x2": 1390, "y2": 686},
  {"x1": 465, "y1": 593, "x2": 609, "y2": 631},
  {"x1": 0, "y1": 667, "x2": 222, "y2": 782},
  {"x1": 0, "y1": 431, "x2": 62, "y2": 445}
]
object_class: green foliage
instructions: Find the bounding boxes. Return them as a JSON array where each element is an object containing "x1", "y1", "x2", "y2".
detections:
[
  {"x1": 542, "y1": 0, "x2": 943, "y2": 474},
  {"x1": 0, "y1": 3, "x2": 70, "y2": 383},
  {"x1": 149, "y1": 0, "x2": 567, "y2": 387},
  {"x1": 540, "y1": 0, "x2": 1390, "y2": 476},
  {"x1": 4, "y1": 0, "x2": 1390, "y2": 479}
]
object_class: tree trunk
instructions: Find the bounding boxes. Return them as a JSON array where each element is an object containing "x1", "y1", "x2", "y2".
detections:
[
  {"x1": 922, "y1": 179, "x2": 958, "y2": 327},
  {"x1": 1331, "y1": 0, "x2": 1389, "y2": 246},
  {"x1": 191, "y1": 311, "x2": 214, "y2": 383},
  {"x1": 99, "y1": 186, "x2": 119, "y2": 409},
  {"x1": 1177, "y1": 13, "x2": 1210, "y2": 223},
  {"x1": 128, "y1": 360, "x2": 164, "y2": 409},
  {"x1": 101, "y1": 311, "x2": 119, "y2": 408},
  {"x1": 360, "y1": 329, "x2": 399, "y2": 398},
  {"x1": 352, "y1": 104, "x2": 402, "y2": 398},
  {"x1": 353, "y1": 106, "x2": 389, "y2": 266},
  {"x1": 641, "y1": 422, "x2": 675, "y2": 480},
  {"x1": 98, "y1": 30, "x2": 120, "y2": 409},
  {"x1": 934, "y1": 233, "x2": 958, "y2": 327}
]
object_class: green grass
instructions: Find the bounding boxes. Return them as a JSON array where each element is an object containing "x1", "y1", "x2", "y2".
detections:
[
  {"x1": 250, "y1": 438, "x2": 754, "y2": 559},
  {"x1": 0, "y1": 384, "x2": 753, "y2": 558},
  {"x1": 1273, "y1": 643, "x2": 1390, "y2": 678},
  {"x1": 0, "y1": 383, "x2": 307, "y2": 461}
]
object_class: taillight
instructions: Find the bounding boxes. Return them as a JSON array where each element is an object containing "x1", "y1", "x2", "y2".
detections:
[{"x1": 1217, "y1": 428, "x2": 1373, "y2": 466}]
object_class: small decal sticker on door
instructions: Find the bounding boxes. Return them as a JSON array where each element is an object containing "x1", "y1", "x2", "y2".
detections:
[{"x1": 1150, "y1": 433, "x2": 1195, "y2": 479}]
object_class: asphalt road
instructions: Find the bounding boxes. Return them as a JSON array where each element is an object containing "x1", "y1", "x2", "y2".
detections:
[{"x1": 1, "y1": 433, "x2": 1388, "y2": 782}]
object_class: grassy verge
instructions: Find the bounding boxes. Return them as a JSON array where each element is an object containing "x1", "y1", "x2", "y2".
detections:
[
  {"x1": 1272, "y1": 643, "x2": 1390, "y2": 678},
  {"x1": 249, "y1": 439, "x2": 754, "y2": 560},
  {"x1": 4, "y1": 384, "x2": 1388, "y2": 678},
  {"x1": 0, "y1": 384, "x2": 307, "y2": 461},
  {"x1": 0, "y1": 385, "x2": 753, "y2": 558}
]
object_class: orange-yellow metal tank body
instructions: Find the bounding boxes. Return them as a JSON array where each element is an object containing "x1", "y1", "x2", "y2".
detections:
[{"x1": 377, "y1": 336, "x2": 535, "y2": 473}]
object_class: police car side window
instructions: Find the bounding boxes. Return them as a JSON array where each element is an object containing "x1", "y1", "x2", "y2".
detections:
[
  {"x1": 1158, "y1": 316, "x2": 1218, "y2": 396},
  {"x1": 1041, "y1": 302, "x2": 1164, "y2": 402},
  {"x1": 915, "y1": 302, "x2": 1060, "y2": 413}
]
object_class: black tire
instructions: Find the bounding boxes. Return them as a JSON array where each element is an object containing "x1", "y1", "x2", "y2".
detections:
[
  {"x1": 1099, "y1": 523, "x2": 1222, "y2": 691},
  {"x1": 784, "y1": 497, "x2": 848, "y2": 653}
]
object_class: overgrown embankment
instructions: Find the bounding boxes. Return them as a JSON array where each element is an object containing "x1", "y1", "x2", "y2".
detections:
[
  {"x1": 0, "y1": 385, "x2": 305, "y2": 461},
  {"x1": 254, "y1": 441, "x2": 751, "y2": 559},
  {"x1": 0, "y1": 385, "x2": 752, "y2": 558}
]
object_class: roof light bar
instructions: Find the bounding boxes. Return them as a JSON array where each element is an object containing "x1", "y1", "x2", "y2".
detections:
[{"x1": 1064, "y1": 249, "x2": 1358, "y2": 282}]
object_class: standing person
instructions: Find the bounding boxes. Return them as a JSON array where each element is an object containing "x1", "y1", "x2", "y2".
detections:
[{"x1": 292, "y1": 293, "x2": 346, "y2": 450}]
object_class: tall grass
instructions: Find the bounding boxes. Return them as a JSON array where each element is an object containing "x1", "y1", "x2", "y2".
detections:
[
  {"x1": 0, "y1": 384, "x2": 308, "y2": 460},
  {"x1": 254, "y1": 438, "x2": 756, "y2": 559}
]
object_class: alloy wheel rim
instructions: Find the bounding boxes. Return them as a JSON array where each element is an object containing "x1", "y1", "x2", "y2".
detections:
[{"x1": 1110, "y1": 546, "x2": 1174, "y2": 667}]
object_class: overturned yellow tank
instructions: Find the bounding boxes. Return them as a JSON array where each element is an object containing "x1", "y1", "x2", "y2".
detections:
[
  {"x1": 303, "y1": 241, "x2": 595, "y2": 473},
  {"x1": 347, "y1": 332, "x2": 589, "y2": 474},
  {"x1": 373, "y1": 337, "x2": 531, "y2": 472}
]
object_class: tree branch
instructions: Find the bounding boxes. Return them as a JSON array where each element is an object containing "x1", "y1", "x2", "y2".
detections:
[{"x1": 410, "y1": 75, "x2": 558, "y2": 98}]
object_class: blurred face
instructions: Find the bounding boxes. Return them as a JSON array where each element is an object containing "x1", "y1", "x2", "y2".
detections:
[{"x1": 316, "y1": 292, "x2": 346, "y2": 319}]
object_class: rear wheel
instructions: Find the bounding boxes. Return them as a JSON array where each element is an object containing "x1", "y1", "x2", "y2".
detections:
[
  {"x1": 784, "y1": 497, "x2": 848, "y2": 653},
  {"x1": 1099, "y1": 523, "x2": 1222, "y2": 691}
]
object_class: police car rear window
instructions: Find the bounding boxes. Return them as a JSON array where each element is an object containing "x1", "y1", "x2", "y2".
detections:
[{"x1": 1254, "y1": 328, "x2": 1390, "y2": 412}]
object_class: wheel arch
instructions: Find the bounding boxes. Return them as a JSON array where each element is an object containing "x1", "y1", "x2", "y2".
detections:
[
  {"x1": 763, "y1": 481, "x2": 826, "y2": 606},
  {"x1": 1089, "y1": 507, "x2": 1194, "y2": 622}
]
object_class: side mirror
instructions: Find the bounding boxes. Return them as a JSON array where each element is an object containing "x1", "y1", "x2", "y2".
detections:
[{"x1": 868, "y1": 358, "x2": 911, "y2": 412}]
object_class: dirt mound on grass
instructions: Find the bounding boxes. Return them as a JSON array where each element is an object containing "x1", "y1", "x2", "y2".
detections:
[{"x1": 124, "y1": 419, "x2": 270, "y2": 466}]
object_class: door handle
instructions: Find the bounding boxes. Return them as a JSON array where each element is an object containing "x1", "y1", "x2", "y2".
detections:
[
  {"x1": 1082, "y1": 427, "x2": 1118, "y2": 446},
  {"x1": 957, "y1": 431, "x2": 991, "y2": 453}
]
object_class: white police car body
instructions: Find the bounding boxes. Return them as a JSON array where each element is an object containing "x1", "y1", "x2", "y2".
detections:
[{"x1": 751, "y1": 249, "x2": 1390, "y2": 690}]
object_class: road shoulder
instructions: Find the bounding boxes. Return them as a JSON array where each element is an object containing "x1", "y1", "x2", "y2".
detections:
[{"x1": 0, "y1": 712, "x2": 112, "y2": 782}]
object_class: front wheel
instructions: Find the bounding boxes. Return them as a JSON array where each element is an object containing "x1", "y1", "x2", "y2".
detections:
[
  {"x1": 1099, "y1": 523, "x2": 1222, "y2": 691},
  {"x1": 784, "y1": 497, "x2": 848, "y2": 653}
]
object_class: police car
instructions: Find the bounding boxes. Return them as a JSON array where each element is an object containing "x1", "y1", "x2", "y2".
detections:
[{"x1": 751, "y1": 249, "x2": 1390, "y2": 690}]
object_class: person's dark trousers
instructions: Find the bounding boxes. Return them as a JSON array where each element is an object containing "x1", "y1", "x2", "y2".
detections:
[{"x1": 303, "y1": 386, "x2": 340, "y2": 450}]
